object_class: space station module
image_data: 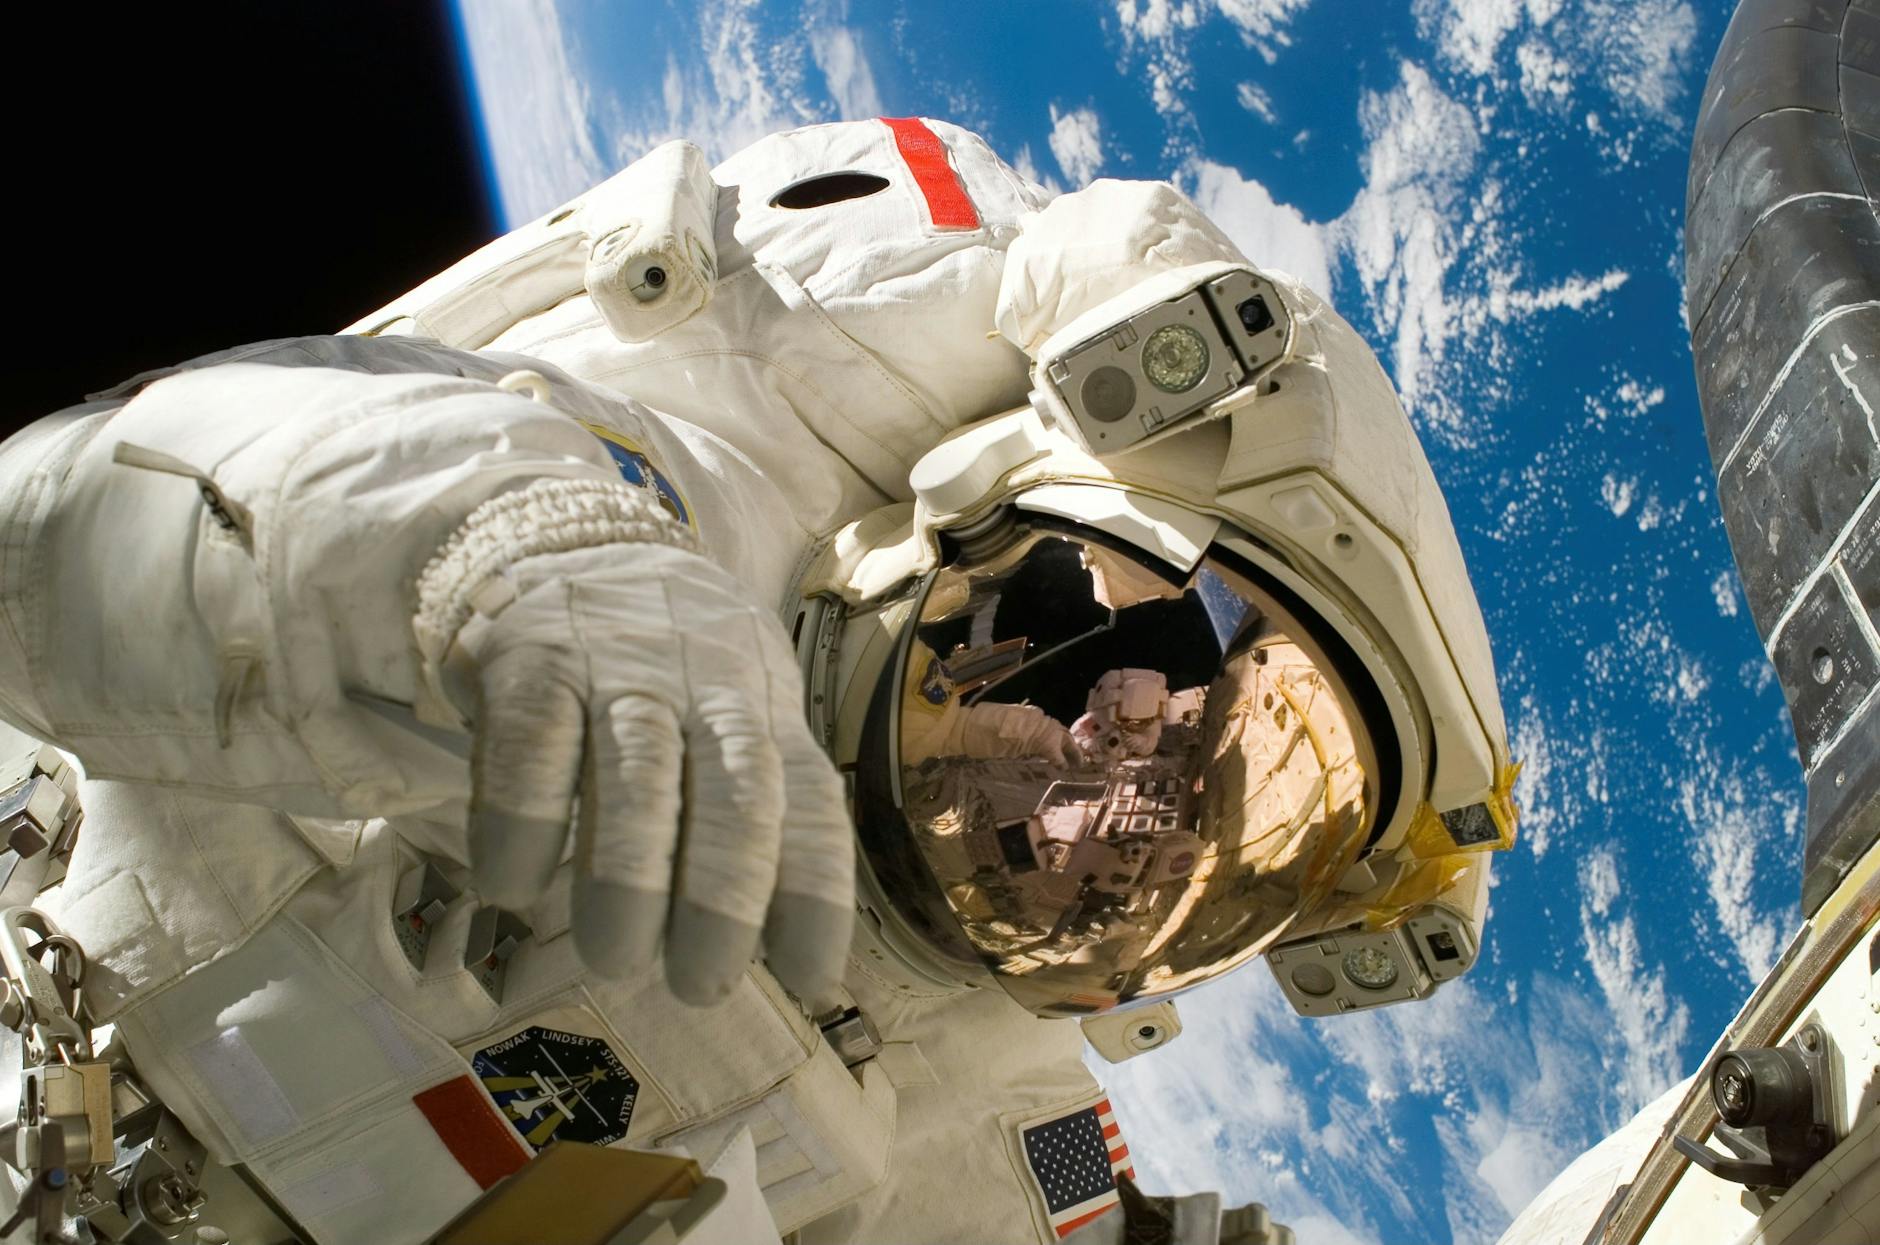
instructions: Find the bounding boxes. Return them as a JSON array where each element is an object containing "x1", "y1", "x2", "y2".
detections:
[{"x1": 0, "y1": 117, "x2": 1516, "y2": 1244}]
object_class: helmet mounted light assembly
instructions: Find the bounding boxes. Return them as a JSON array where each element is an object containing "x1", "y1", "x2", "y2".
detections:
[
  {"x1": 1266, "y1": 908, "x2": 1481, "y2": 1018},
  {"x1": 1033, "y1": 267, "x2": 1295, "y2": 454}
]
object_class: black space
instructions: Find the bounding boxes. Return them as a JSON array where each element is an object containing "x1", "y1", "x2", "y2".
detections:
[{"x1": 5, "y1": 3, "x2": 498, "y2": 438}]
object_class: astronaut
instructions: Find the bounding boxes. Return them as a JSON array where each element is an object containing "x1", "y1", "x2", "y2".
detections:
[{"x1": 0, "y1": 118, "x2": 1517, "y2": 1244}]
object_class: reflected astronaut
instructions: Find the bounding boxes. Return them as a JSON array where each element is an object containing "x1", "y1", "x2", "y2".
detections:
[
  {"x1": 0, "y1": 116, "x2": 1517, "y2": 1245},
  {"x1": 1070, "y1": 668, "x2": 1201, "y2": 767}
]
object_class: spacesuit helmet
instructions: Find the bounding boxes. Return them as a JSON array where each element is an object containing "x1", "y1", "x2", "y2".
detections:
[{"x1": 793, "y1": 263, "x2": 1518, "y2": 1021}]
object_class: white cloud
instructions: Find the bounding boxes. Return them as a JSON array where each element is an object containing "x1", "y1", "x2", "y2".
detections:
[
  {"x1": 1305, "y1": 38, "x2": 1654, "y2": 443},
  {"x1": 1115, "y1": 0, "x2": 1205, "y2": 120},
  {"x1": 1320, "y1": 62, "x2": 1619, "y2": 433},
  {"x1": 1577, "y1": 0, "x2": 1699, "y2": 117},
  {"x1": 1114, "y1": 0, "x2": 1201, "y2": 42},
  {"x1": 457, "y1": 0, "x2": 609, "y2": 225},
  {"x1": 1610, "y1": 614, "x2": 1719, "y2": 710},
  {"x1": 1235, "y1": 80, "x2": 1278, "y2": 123},
  {"x1": 1337, "y1": 61, "x2": 1480, "y2": 424},
  {"x1": 1599, "y1": 472, "x2": 1635, "y2": 518},
  {"x1": 810, "y1": 24, "x2": 883, "y2": 120},
  {"x1": 1516, "y1": 37, "x2": 1575, "y2": 103},
  {"x1": 1416, "y1": 0, "x2": 1528, "y2": 77},
  {"x1": 1711, "y1": 569, "x2": 1740, "y2": 617},
  {"x1": 1113, "y1": 0, "x2": 1312, "y2": 126},
  {"x1": 1584, "y1": 729, "x2": 1609, "y2": 804},
  {"x1": 1616, "y1": 377, "x2": 1665, "y2": 416},
  {"x1": 1414, "y1": 0, "x2": 1696, "y2": 129},
  {"x1": 1489, "y1": 269, "x2": 1630, "y2": 318},
  {"x1": 1577, "y1": 852, "x2": 1691, "y2": 1111},
  {"x1": 1584, "y1": 846, "x2": 1620, "y2": 915},
  {"x1": 1506, "y1": 690, "x2": 1620, "y2": 866},
  {"x1": 1510, "y1": 705, "x2": 1557, "y2": 857},
  {"x1": 1679, "y1": 752, "x2": 1800, "y2": 983},
  {"x1": 629, "y1": 0, "x2": 824, "y2": 163},
  {"x1": 1456, "y1": 1108, "x2": 1568, "y2": 1221},
  {"x1": 1010, "y1": 144, "x2": 1065, "y2": 197},
  {"x1": 1672, "y1": 650, "x2": 1707, "y2": 698},
  {"x1": 1048, "y1": 104, "x2": 1106, "y2": 186},
  {"x1": 1181, "y1": 159, "x2": 1335, "y2": 298},
  {"x1": 1510, "y1": 0, "x2": 1700, "y2": 168},
  {"x1": 1584, "y1": 373, "x2": 1667, "y2": 422},
  {"x1": 1215, "y1": 0, "x2": 1315, "y2": 51}
]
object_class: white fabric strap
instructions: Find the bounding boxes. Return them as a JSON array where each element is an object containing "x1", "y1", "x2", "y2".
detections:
[{"x1": 413, "y1": 476, "x2": 699, "y2": 670}]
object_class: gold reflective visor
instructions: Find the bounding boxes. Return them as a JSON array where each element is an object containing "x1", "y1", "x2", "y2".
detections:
[{"x1": 885, "y1": 527, "x2": 1383, "y2": 1016}]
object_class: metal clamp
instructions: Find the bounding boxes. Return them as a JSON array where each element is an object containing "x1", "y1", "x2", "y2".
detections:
[
  {"x1": 0, "y1": 907, "x2": 91, "y2": 1067},
  {"x1": 393, "y1": 860, "x2": 461, "y2": 971},
  {"x1": 465, "y1": 906, "x2": 532, "y2": 1004},
  {"x1": 0, "y1": 745, "x2": 83, "y2": 906},
  {"x1": 20, "y1": 1060, "x2": 114, "y2": 1172},
  {"x1": 815, "y1": 1005, "x2": 882, "y2": 1070},
  {"x1": 73, "y1": 1106, "x2": 208, "y2": 1242}
]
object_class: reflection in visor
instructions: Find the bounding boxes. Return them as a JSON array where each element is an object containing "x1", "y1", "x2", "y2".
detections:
[{"x1": 891, "y1": 529, "x2": 1378, "y2": 1015}]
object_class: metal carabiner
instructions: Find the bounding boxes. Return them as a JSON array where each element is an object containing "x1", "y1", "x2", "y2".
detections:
[{"x1": 0, "y1": 907, "x2": 91, "y2": 1064}]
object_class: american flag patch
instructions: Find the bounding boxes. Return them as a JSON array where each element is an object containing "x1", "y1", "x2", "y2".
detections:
[{"x1": 1019, "y1": 1094, "x2": 1134, "y2": 1238}]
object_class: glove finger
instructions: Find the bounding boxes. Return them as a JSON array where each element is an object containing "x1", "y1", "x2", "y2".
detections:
[
  {"x1": 573, "y1": 694, "x2": 685, "y2": 979},
  {"x1": 763, "y1": 718, "x2": 855, "y2": 1010},
  {"x1": 668, "y1": 898, "x2": 766, "y2": 1009},
  {"x1": 469, "y1": 647, "x2": 585, "y2": 911},
  {"x1": 667, "y1": 686, "x2": 785, "y2": 1006}
]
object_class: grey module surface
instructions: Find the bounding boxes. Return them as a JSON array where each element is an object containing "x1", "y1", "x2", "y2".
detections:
[{"x1": 1685, "y1": 0, "x2": 1880, "y2": 914}]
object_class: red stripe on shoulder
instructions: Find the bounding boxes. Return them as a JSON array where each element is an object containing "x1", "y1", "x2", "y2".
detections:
[
  {"x1": 414, "y1": 1075, "x2": 530, "y2": 1190},
  {"x1": 879, "y1": 117, "x2": 980, "y2": 231}
]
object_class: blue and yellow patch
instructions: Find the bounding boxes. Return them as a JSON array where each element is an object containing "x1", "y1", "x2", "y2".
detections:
[
  {"x1": 471, "y1": 1025, "x2": 638, "y2": 1151},
  {"x1": 579, "y1": 421, "x2": 695, "y2": 530},
  {"x1": 919, "y1": 655, "x2": 953, "y2": 706}
]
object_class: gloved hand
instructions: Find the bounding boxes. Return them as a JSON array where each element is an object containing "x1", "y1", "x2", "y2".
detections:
[{"x1": 421, "y1": 484, "x2": 854, "y2": 1008}]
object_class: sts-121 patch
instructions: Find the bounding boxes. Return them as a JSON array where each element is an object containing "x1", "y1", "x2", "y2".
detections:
[{"x1": 471, "y1": 1026, "x2": 639, "y2": 1151}]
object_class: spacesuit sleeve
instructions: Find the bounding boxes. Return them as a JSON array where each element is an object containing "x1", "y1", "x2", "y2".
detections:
[
  {"x1": 0, "y1": 357, "x2": 633, "y2": 821},
  {"x1": 993, "y1": 178, "x2": 1251, "y2": 358},
  {"x1": 898, "y1": 642, "x2": 1077, "y2": 766}
]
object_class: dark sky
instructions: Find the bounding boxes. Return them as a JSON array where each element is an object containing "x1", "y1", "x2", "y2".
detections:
[{"x1": 6, "y1": 2, "x2": 497, "y2": 438}]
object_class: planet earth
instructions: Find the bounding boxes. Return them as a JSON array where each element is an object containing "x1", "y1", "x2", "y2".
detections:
[{"x1": 450, "y1": 2, "x2": 1796, "y2": 1241}]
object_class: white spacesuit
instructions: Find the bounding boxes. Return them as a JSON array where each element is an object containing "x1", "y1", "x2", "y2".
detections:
[{"x1": 0, "y1": 118, "x2": 1516, "y2": 1244}]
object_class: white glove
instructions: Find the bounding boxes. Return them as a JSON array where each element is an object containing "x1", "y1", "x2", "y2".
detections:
[
  {"x1": 419, "y1": 481, "x2": 854, "y2": 1007},
  {"x1": 954, "y1": 702, "x2": 1081, "y2": 767}
]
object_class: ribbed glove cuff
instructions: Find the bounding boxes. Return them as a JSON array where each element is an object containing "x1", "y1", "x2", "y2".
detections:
[{"x1": 414, "y1": 476, "x2": 698, "y2": 670}]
